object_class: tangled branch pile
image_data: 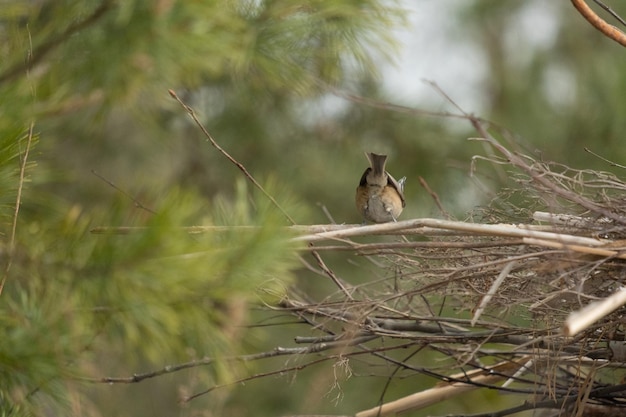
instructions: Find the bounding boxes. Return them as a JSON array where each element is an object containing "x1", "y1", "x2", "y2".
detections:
[{"x1": 286, "y1": 130, "x2": 626, "y2": 417}]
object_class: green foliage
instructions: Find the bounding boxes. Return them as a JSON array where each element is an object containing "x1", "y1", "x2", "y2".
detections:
[
  {"x1": 0, "y1": 172, "x2": 302, "y2": 414},
  {"x1": 0, "y1": 129, "x2": 37, "y2": 226},
  {"x1": 0, "y1": 0, "x2": 402, "y2": 106}
]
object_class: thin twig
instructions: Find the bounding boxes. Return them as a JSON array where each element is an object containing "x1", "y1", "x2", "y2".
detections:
[
  {"x1": 318, "y1": 79, "x2": 468, "y2": 120},
  {"x1": 471, "y1": 261, "x2": 516, "y2": 326},
  {"x1": 469, "y1": 130, "x2": 626, "y2": 224},
  {"x1": 449, "y1": 396, "x2": 578, "y2": 417},
  {"x1": 168, "y1": 90, "x2": 354, "y2": 299},
  {"x1": 593, "y1": 0, "x2": 626, "y2": 28},
  {"x1": 83, "y1": 334, "x2": 380, "y2": 386},
  {"x1": 91, "y1": 170, "x2": 157, "y2": 214},
  {"x1": 168, "y1": 89, "x2": 295, "y2": 225},
  {"x1": 0, "y1": 123, "x2": 34, "y2": 296},
  {"x1": 419, "y1": 176, "x2": 452, "y2": 219},
  {"x1": 0, "y1": 0, "x2": 116, "y2": 84},
  {"x1": 584, "y1": 147, "x2": 626, "y2": 169},
  {"x1": 310, "y1": 250, "x2": 354, "y2": 299},
  {"x1": 355, "y1": 358, "x2": 531, "y2": 417}
]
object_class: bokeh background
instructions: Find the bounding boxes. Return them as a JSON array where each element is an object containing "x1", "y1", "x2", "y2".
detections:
[{"x1": 2, "y1": 1, "x2": 626, "y2": 416}]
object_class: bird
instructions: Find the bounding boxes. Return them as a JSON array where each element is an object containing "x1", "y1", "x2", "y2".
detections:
[{"x1": 356, "y1": 152, "x2": 406, "y2": 223}]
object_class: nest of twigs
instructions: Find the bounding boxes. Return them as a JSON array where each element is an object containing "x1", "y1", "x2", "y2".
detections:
[{"x1": 285, "y1": 131, "x2": 626, "y2": 417}]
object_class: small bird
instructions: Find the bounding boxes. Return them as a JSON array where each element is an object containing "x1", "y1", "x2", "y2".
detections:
[{"x1": 356, "y1": 152, "x2": 406, "y2": 223}]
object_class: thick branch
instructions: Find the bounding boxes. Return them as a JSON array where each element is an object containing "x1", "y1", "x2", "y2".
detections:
[{"x1": 571, "y1": 0, "x2": 626, "y2": 47}]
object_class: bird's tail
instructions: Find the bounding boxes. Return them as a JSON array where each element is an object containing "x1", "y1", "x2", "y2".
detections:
[{"x1": 366, "y1": 153, "x2": 387, "y2": 177}]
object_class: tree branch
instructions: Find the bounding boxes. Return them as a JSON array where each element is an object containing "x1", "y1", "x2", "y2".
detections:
[
  {"x1": 0, "y1": 0, "x2": 116, "y2": 85},
  {"x1": 571, "y1": 0, "x2": 626, "y2": 47}
]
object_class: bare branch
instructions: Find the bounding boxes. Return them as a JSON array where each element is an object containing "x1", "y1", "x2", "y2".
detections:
[
  {"x1": 91, "y1": 170, "x2": 157, "y2": 214},
  {"x1": 168, "y1": 90, "x2": 352, "y2": 299},
  {"x1": 0, "y1": 0, "x2": 116, "y2": 85},
  {"x1": 564, "y1": 287, "x2": 626, "y2": 336},
  {"x1": 571, "y1": 0, "x2": 626, "y2": 47},
  {"x1": 168, "y1": 89, "x2": 295, "y2": 225},
  {"x1": 355, "y1": 358, "x2": 531, "y2": 417}
]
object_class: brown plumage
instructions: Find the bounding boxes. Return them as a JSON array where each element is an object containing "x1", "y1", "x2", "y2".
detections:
[{"x1": 355, "y1": 153, "x2": 405, "y2": 223}]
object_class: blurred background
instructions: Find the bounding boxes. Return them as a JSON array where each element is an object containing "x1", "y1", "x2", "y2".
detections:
[{"x1": 2, "y1": 0, "x2": 626, "y2": 416}]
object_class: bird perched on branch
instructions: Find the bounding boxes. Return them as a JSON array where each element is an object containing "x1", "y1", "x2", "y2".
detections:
[{"x1": 356, "y1": 152, "x2": 406, "y2": 223}]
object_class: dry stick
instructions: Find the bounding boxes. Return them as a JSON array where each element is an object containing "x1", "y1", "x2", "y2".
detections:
[
  {"x1": 584, "y1": 147, "x2": 626, "y2": 169},
  {"x1": 593, "y1": 0, "x2": 626, "y2": 28},
  {"x1": 85, "y1": 333, "x2": 379, "y2": 385},
  {"x1": 471, "y1": 261, "x2": 516, "y2": 326},
  {"x1": 355, "y1": 358, "x2": 531, "y2": 417},
  {"x1": 563, "y1": 287, "x2": 626, "y2": 337},
  {"x1": 469, "y1": 124, "x2": 626, "y2": 225},
  {"x1": 571, "y1": 0, "x2": 626, "y2": 47},
  {"x1": 371, "y1": 346, "x2": 426, "y2": 416},
  {"x1": 306, "y1": 239, "x2": 525, "y2": 253},
  {"x1": 0, "y1": 0, "x2": 115, "y2": 85},
  {"x1": 88, "y1": 223, "x2": 425, "y2": 235},
  {"x1": 91, "y1": 170, "x2": 157, "y2": 214},
  {"x1": 295, "y1": 218, "x2": 605, "y2": 246},
  {"x1": 423, "y1": 79, "x2": 467, "y2": 115},
  {"x1": 446, "y1": 397, "x2": 578, "y2": 417},
  {"x1": 168, "y1": 90, "x2": 354, "y2": 299},
  {"x1": 422, "y1": 82, "x2": 626, "y2": 227},
  {"x1": 90, "y1": 222, "x2": 582, "y2": 236},
  {"x1": 0, "y1": 123, "x2": 34, "y2": 296},
  {"x1": 310, "y1": 250, "x2": 354, "y2": 299},
  {"x1": 168, "y1": 89, "x2": 295, "y2": 225},
  {"x1": 319, "y1": 78, "x2": 467, "y2": 120},
  {"x1": 184, "y1": 338, "x2": 412, "y2": 403},
  {"x1": 419, "y1": 176, "x2": 451, "y2": 220},
  {"x1": 92, "y1": 225, "x2": 366, "y2": 234},
  {"x1": 532, "y1": 211, "x2": 611, "y2": 228},
  {"x1": 524, "y1": 237, "x2": 626, "y2": 259}
]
